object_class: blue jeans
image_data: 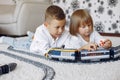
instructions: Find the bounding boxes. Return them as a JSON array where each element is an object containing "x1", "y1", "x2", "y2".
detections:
[
  {"x1": 2, "y1": 31, "x2": 34, "y2": 49},
  {"x1": 3, "y1": 37, "x2": 32, "y2": 49}
]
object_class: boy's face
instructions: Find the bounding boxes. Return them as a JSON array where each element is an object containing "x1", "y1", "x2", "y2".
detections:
[{"x1": 46, "y1": 19, "x2": 66, "y2": 39}]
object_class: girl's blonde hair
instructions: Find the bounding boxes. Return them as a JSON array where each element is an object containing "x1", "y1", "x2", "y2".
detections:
[{"x1": 70, "y1": 9, "x2": 93, "y2": 36}]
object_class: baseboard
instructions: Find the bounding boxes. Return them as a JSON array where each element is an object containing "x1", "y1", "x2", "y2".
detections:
[{"x1": 100, "y1": 33, "x2": 120, "y2": 37}]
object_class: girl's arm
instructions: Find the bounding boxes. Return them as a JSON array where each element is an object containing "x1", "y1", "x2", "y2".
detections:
[
  {"x1": 100, "y1": 39, "x2": 112, "y2": 49},
  {"x1": 77, "y1": 43, "x2": 98, "y2": 51}
]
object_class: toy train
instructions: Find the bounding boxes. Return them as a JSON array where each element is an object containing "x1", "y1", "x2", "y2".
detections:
[{"x1": 47, "y1": 45, "x2": 120, "y2": 62}]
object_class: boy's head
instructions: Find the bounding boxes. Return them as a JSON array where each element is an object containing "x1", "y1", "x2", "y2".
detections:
[
  {"x1": 44, "y1": 5, "x2": 66, "y2": 39},
  {"x1": 70, "y1": 9, "x2": 93, "y2": 36}
]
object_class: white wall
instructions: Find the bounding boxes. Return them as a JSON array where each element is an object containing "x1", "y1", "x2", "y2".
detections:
[{"x1": 52, "y1": 0, "x2": 120, "y2": 34}]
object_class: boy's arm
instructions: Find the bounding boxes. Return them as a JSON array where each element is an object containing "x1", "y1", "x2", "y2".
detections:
[
  {"x1": 30, "y1": 39, "x2": 49, "y2": 56},
  {"x1": 30, "y1": 28, "x2": 50, "y2": 56}
]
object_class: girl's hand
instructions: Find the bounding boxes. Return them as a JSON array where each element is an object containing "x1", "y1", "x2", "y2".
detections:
[
  {"x1": 78, "y1": 43, "x2": 98, "y2": 51},
  {"x1": 102, "y1": 39, "x2": 112, "y2": 49}
]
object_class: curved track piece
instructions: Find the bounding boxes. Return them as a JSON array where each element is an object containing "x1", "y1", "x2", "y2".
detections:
[
  {"x1": 0, "y1": 51, "x2": 55, "y2": 80},
  {"x1": 8, "y1": 46, "x2": 78, "y2": 63}
]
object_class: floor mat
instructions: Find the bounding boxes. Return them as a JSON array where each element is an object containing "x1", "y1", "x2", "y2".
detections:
[{"x1": 0, "y1": 44, "x2": 120, "y2": 80}]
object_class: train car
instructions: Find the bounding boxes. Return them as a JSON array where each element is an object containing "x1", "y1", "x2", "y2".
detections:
[
  {"x1": 47, "y1": 48, "x2": 79, "y2": 61},
  {"x1": 47, "y1": 45, "x2": 120, "y2": 62},
  {"x1": 110, "y1": 45, "x2": 120, "y2": 59},
  {"x1": 80, "y1": 45, "x2": 120, "y2": 62},
  {"x1": 80, "y1": 48, "x2": 110, "y2": 61}
]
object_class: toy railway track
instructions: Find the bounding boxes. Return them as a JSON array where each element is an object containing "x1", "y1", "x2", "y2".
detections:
[
  {"x1": 8, "y1": 45, "x2": 120, "y2": 63},
  {"x1": 47, "y1": 45, "x2": 120, "y2": 63},
  {"x1": 0, "y1": 50, "x2": 55, "y2": 80},
  {"x1": 4, "y1": 45, "x2": 120, "y2": 80}
]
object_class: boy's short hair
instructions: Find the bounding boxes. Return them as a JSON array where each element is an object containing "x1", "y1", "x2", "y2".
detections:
[
  {"x1": 70, "y1": 9, "x2": 93, "y2": 36},
  {"x1": 45, "y1": 5, "x2": 65, "y2": 23}
]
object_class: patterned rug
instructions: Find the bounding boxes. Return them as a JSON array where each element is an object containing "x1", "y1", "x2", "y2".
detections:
[{"x1": 0, "y1": 44, "x2": 120, "y2": 80}]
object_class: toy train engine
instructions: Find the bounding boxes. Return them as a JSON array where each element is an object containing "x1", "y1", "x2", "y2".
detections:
[
  {"x1": 48, "y1": 48, "x2": 80, "y2": 61},
  {"x1": 47, "y1": 45, "x2": 120, "y2": 62}
]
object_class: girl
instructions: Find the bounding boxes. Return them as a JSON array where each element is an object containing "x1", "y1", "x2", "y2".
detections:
[{"x1": 69, "y1": 9, "x2": 112, "y2": 51}]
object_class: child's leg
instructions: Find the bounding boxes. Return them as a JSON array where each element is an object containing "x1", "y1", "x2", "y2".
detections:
[
  {"x1": 14, "y1": 32, "x2": 33, "y2": 49},
  {"x1": 0, "y1": 32, "x2": 33, "y2": 49},
  {"x1": 0, "y1": 36, "x2": 15, "y2": 46},
  {"x1": 27, "y1": 31, "x2": 34, "y2": 39},
  {"x1": 1, "y1": 36, "x2": 31, "y2": 49},
  {"x1": 14, "y1": 39, "x2": 31, "y2": 49}
]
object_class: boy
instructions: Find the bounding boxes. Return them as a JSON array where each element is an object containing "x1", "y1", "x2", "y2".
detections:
[{"x1": 30, "y1": 5, "x2": 70, "y2": 56}]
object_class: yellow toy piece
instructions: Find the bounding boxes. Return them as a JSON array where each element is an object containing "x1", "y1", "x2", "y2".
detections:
[{"x1": 48, "y1": 48, "x2": 77, "y2": 52}]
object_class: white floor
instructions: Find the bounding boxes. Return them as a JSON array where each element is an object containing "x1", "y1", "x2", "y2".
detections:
[{"x1": 0, "y1": 43, "x2": 120, "y2": 80}]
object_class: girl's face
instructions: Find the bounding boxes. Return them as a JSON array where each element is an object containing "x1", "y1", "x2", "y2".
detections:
[{"x1": 78, "y1": 24, "x2": 93, "y2": 37}]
